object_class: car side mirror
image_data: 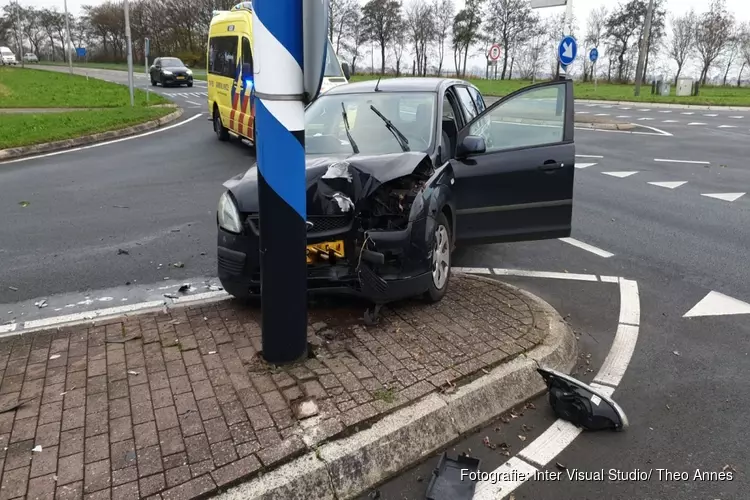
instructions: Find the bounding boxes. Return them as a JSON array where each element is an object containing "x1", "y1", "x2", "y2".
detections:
[
  {"x1": 456, "y1": 135, "x2": 486, "y2": 159},
  {"x1": 341, "y1": 62, "x2": 351, "y2": 80}
]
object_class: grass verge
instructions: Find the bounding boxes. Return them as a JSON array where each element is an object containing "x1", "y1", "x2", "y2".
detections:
[
  {"x1": 0, "y1": 67, "x2": 168, "y2": 107},
  {"x1": 349, "y1": 75, "x2": 750, "y2": 106},
  {"x1": 0, "y1": 107, "x2": 174, "y2": 149},
  {"x1": 43, "y1": 61, "x2": 208, "y2": 80}
]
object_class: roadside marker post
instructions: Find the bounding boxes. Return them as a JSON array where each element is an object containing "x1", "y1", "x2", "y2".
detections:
[
  {"x1": 144, "y1": 38, "x2": 150, "y2": 104},
  {"x1": 252, "y1": 0, "x2": 328, "y2": 364},
  {"x1": 123, "y1": 0, "x2": 135, "y2": 107},
  {"x1": 590, "y1": 48, "x2": 599, "y2": 91}
]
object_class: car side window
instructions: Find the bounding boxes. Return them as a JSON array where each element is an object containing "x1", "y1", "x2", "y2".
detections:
[
  {"x1": 468, "y1": 84, "x2": 566, "y2": 153},
  {"x1": 468, "y1": 87, "x2": 486, "y2": 114},
  {"x1": 209, "y1": 36, "x2": 238, "y2": 79},
  {"x1": 455, "y1": 86, "x2": 478, "y2": 122},
  {"x1": 241, "y1": 37, "x2": 253, "y2": 76}
]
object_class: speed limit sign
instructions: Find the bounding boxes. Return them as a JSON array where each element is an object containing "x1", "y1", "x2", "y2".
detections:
[{"x1": 488, "y1": 44, "x2": 501, "y2": 61}]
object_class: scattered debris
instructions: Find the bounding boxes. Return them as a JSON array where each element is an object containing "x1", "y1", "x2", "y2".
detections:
[
  {"x1": 556, "y1": 462, "x2": 567, "y2": 470},
  {"x1": 105, "y1": 334, "x2": 142, "y2": 343},
  {"x1": 49, "y1": 354, "x2": 61, "y2": 360},
  {"x1": 171, "y1": 229, "x2": 180, "y2": 233},
  {"x1": 497, "y1": 442, "x2": 511, "y2": 457},
  {"x1": 500, "y1": 416, "x2": 511, "y2": 424},
  {"x1": 206, "y1": 284, "x2": 223, "y2": 291},
  {"x1": 208, "y1": 351, "x2": 217, "y2": 355},
  {"x1": 0, "y1": 399, "x2": 29, "y2": 414},
  {"x1": 521, "y1": 424, "x2": 533, "y2": 433},
  {"x1": 173, "y1": 262, "x2": 184, "y2": 268},
  {"x1": 7, "y1": 286, "x2": 17, "y2": 291},
  {"x1": 518, "y1": 434, "x2": 527, "y2": 442},
  {"x1": 482, "y1": 436, "x2": 496, "y2": 450},
  {"x1": 178, "y1": 284, "x2": 192, "y2": 293},
  {"x1": 368, "y1": 490, "x2": 381, "y2": 499},
  {"x1": 292, "y1": 398, "x2": 319, "y2": 419},
  {"x1": 164, "y1": 293, "x2": 179, "y2": 299},
  {"x1": 666, "y1": 404, "x2": 671, "y2": 411},
  {"x1": 510, "y1": 408, "x2": 521, "y2": 418},
  {"x1": 35, "y1": 299, "x2": 48, "y2": 308},
  {"x1": 32, "y1": 445, "x2": 42, "y2": 452},
  {"x1": 125, "y1": 281, "x2": 131, "y2": 286},
  {"x1": 439, "y1": 380, "x2": 457, "y2": 395},
  {"x1": 19, "y1": 201, "x2": 30, "y2": 207},
  {"x1": 673, "y1": 350, "x2": 680, "y2": 356},
  {"x1": 117, "y1": 249, "x2": 129, "y2": 255},
  {"x1": 200, "y1": 252, "x2": 207, "y2": 256},
  {"x1": 112, "y1": 205, "x2": 129, "y2": 209},
  {"x1": 426, "y1": 452, "x2": 481, "y2": 500},
  {"x1": 723, "y1": 464, "x2": 736, "y2": 473},
  {"x1": 524, "y1": 402, "x2": 536, "y2": 410},
  {"x1": 127, "y1": 370, "x2": 139, "y2": 376}
]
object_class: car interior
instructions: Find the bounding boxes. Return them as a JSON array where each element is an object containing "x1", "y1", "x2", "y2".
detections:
[{"x1": 440, "y1": 93, "x2": 460, "y2": 164}]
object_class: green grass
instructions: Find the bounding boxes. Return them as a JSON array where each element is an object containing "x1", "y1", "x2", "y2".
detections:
[
  {"x1": 0, "y1": 107, "x2": 174, "y2": 149},
  {"x1": 350, "y1": 75, "x2": 750, "y2": 106},
  {"x1": 0, "y1": 67, "x2": 169, "y2": 108},
  {"x1": 44, "y1": 61, "x2": 208, "y2": 80}
]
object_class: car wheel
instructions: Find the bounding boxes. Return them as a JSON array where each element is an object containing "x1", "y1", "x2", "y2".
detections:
[
  {"x1": 150, "y1": 78, "x2": 157, "y2": 86},
  {"x1": 424, "y1": 212, "x2": 451, "y2": 303},
  {"x1": 160, "y1": 75, "x2": 166, "y2": 87},
  {"x1": 214, "y1": 108, "x2": 230, "y2": 141},
  {"x1": 187, "y1": 82, "x2": 193, "y2": 88}
]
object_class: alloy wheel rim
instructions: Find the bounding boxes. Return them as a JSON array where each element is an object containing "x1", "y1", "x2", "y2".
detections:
[{"x1": 432, "y1": 225, "x2": 450, "y2": 289}]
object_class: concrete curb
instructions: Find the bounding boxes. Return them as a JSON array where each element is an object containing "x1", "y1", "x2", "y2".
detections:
[
  {"x1": 215, "y1": 274, "x2": 578, "y2": 500},
  {"x1": 0, "y1": 107, "x2": 183, "y2": 162},
  {"x1": 577, "y1": 98, "x2": 750, "y2": 111},
  {"x1": 576, "y1": 121, "x2": 636, "y2": 131}
]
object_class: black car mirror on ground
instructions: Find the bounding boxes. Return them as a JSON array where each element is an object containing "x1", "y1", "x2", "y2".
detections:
[
  {"x1": 455, "y1": 135, "x2": 486, "y2": 159},
  {"x1": 342, "y1": 62, "x2": 351, "y2": 80}
]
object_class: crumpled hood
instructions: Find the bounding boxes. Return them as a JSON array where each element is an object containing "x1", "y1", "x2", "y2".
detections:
[{"x1": 224, "y1": 151, "x2": 430, "y2": 213}]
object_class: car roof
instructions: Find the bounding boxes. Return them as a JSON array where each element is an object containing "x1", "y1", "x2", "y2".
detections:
[{"x1": 324, "y1": 77, "x2": 475, "y2": 96}]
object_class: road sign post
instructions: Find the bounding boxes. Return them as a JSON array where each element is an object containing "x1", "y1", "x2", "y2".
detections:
[
  {"x1": 488, "y1": 44, "x2": 501, "y2": 80},
  {"x1": 144, "y1": 38, "x2": 150, "y2": 104},
  {"x1": 123, "y1": 0, "x2": 135, "y2": 107},
  {"x1": 558, "y1": 35, "x2": 577, "y2": 74},
  {"x1": 63, "y1": 0, "x2": 73, "y2": 74},
  {"x1": 589, "y1": 48, "x2": 599, "y2": 91}
]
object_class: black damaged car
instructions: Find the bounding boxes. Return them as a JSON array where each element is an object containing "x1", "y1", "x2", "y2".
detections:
[{"x1": 217, "y1": 77, "x2": 575, "y2": 320}]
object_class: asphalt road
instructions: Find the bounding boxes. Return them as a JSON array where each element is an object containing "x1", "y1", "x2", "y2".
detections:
[{"x1": 3, "y1": 67, "x2": 750, "y2": 498}]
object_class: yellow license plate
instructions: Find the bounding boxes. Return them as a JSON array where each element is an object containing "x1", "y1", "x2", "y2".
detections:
[
  {"x1": 306, "y1": 240, "x2": 345, "y2": 264},
  {"x1": 176, "y1": 76, "x2": 185, "y2": 79}
]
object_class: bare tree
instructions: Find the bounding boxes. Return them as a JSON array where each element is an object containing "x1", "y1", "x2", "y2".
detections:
[
  {"x1": 721, "y1": 26, "x2": 741, "y2": 86},
  {"x1": 433, "y1": 0, "x2": 453, "y2": 75},
  {"x1": 583, "y1": 6, "x2": 607, "y2": 81},
  {"x1": 392, "y1": 26, "x2": 407, "y2": 76},
  {"x1": 483, "y1": 0, "x2": 538, "y2": 80},
  {"x1": 517, "y1": 24, "x2": 548, "y2": 81},
  {"x1": 669, "y1": 10, "x2": 696, "y2": 84},
  {"x1": 329, "y1": 0, "x2": 359, "y2": 56},
  {"x1": 361, "y1": 0, "x2": 403, "y2": 74},
  {"x1": 605, "y1": 0, "x2": 648, "y2": 83},
  {"x1": 347, "y1": 10, "x2": 368, "y2": 74},
  {"x1": 405, "y1": 0, "x2": 435, "y2": 76},
  {"x1": 740, "y1": 22, "x2": 750, "y2": 86},
  {"x1": 695, "y1": 0, "x2": 735, "y2": 85},
  {"x1": 452, "y1": 0, "x2": 483, "y2": 78}
]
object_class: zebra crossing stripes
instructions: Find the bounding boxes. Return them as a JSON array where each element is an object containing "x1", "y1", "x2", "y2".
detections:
[{"x1": 169, "y1": 91, "x2": 208, "y2": 98}]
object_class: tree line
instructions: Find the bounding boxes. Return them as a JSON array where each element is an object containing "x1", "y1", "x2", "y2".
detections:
[{"x1": 1, "y1": 0, "x2": 749, "y2": 85}]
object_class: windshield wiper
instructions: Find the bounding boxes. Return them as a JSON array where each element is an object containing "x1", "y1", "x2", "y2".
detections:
[
  {"x1": 369, "y1": 104, "x2": 410, "y2": 152},
  {"x1": 341, "y1": 102, "x2": 359, "y2": 154}
]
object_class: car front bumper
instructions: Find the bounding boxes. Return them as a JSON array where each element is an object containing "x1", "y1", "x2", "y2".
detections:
[
  {"x1": 217, "y1": 220, "x2": 434, "y2": 303},
  {"x1": 162, "y1": 74, "x2": 193, "y2": 85}
]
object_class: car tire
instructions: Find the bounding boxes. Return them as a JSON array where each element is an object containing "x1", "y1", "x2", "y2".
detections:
[
  {"x1": 160, "y1": 75, "x2": 166, "y2": 87},
  {"x1": 187, "y1": 82, "x2": 193, "y2": 88},
  {"x1": 214, "y1": 108, "x2": 230, "y2": 141},
  {"x1": 424, "y1": 212, "x2": 451, "y2": 303},
  {"x1": 150, "y1": 78, "x2": 157, "y2": 86}
]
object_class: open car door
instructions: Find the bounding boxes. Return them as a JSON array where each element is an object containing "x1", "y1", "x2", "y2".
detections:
[{"x1": 451, "y1": 79, "x2": 575, "y2": 245}]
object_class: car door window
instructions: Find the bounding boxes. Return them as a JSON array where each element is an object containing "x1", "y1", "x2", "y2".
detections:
[
  {"x1": 455, "y1": 86, "x2": 478, "y2": 122},
  {"x1": 468, "y1": 87, "x2": 486, "y2": 114},
  {"x1": 241, "y1": 37, "x2": 253, "y2": 77},
  {"x1": 468, "y1": 84, "x2": 566, "y2": 153},
  {"x1": 209, "y1": 36, "x2": 238, "y2": 78},
  {"x1": 440, "y1": 92, "x2": 462, "y2": 163}
]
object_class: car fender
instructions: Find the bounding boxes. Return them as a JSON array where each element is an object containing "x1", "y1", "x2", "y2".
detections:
[{"x1": 408, "y1": 162, "x2": 455, "y2": 257}]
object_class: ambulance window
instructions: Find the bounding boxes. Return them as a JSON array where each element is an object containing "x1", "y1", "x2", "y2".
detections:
[
  {"x1": 209, "y1": 36, "x2": 238, "y2": 79},
  {"x1": 241, "y1": 37, "x2": 253, "y2": 75}
]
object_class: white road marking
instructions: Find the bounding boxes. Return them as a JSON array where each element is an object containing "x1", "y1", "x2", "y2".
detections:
[
  {"x1": 659, "y1": 110, "x2": 672, "y2": 113},
  {"x1": 23, "y1": 301, "x2": 165, "y2": 330},
  {"x1": 0, "y1": 323, "x2": 18, "y2": 336},
  {"x1": 637, "y1": 117, "x2": 654, "y2": 121},
  {"x1": 600, "y1": 105, "x2": 614, "y2": 108},
  {"x1": 185, "y1": 100, "x2": 201, "y2": 106},
  {"x1": 452, "y1": 267, "x2": 492, "y2": 275},
  {"x1": 576, "y1": 111, "x2": 591, "y2": 114},
  {"x1": 638, "y1": 108, "x2": 651, "y2": 112},
  {"x1": 654, "y1": 158, "x2": 709, "y2": 164},
  {"x1": 594, "y1": 323, "x2": 641, "y2": 387},
  {"x1": 595, "y1": 113, "x2": 610, "y2": 116},
  {"x1": 704, "y1": 114, "x2": 718, "y2": 117},
  {"x1": 170, "y1": 291, "x2": 229, "y2": 304},
  {"x1": 576, "y1": 154, "x2": 603, "y2": 158},
  {"x1": 619, "y1": 107, "x2": 632, "y2": 110},
  {"x1": 648, "y1": 181, "x2": 687, "y2": 189},
  {"x1": 615, "y1": 115, "x2": 630, "y2": 118},
  {"x1": 517, "y1": 420, "x2": 582, "y2": 468},
  {"x1": 602, "y1": 171, "x2": 638, "y2": 178},
  {"x1": 687, "y1": 122, "x2": 706, "y2": 126},
  {"x1": 701, "y1": 192, "x2": 745, "y2": 202},
  {"x1": 559, "y1": 237, "x2": 614, "y2": 258},
  {"x1": 662, "y1": 120, "x2": 678, "y2": 123},
  {"x1": 718, "y1": 124, "x2": 737, "y2": 128},
  {"x1": 684, "y1": 291, "x2": 750, "y2": 318},
  {"x1": 575, "y1": 162, "x2": 597, "y2": 169},
  {"x1": 473, "y1": 457, "x2": 539, "y2": 500},
  {"x1": 600, "y1": 276, "x2": 620, "y2": 283},
  {"x1": 0, "y1": 113, "x2": 204, "y2": 165},
  {"x1": 618, "y1": 278, "x2": 641, "y2": 326},
  {"x1": 730, "y1": 116, "x2": 744, "y2": 119},
  {"x1": 682, "y1": 112, "x2": 695, "y2": 115},
  {"x1": 491, "y1": 269, "x2": 599, "y2": 282}
]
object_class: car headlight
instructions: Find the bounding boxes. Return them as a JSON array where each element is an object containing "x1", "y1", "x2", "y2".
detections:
[
  {"x1": 162, "y1": 70, "x2": 172, "y2": 75},
  {"x1": 218, "y1": 191, "x2": 242, "y2": 233},
  {"x1": 186, "y1": 69, "x2": 193, "y2": 75}
]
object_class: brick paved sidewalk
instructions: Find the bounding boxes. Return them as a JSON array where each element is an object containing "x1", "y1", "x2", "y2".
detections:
[{"x1": 0, "y1": 274, "x2": 548, "y2": 500}]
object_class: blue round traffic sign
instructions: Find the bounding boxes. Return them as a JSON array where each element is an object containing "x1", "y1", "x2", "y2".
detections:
[
  {"x1": 558, "y1": 36, "x2": 578, "y2": 67},
  {"x1": 589, "y1": 48, "x2": 599, "y2": 63}
]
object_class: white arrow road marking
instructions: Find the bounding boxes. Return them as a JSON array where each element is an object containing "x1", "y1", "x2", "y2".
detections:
[
  {"x1": 701, "y1": 192, "x2": 745, "y2": 202},
  {"x1": 648, "y1": 181, "x2": 687, "y2": 189},
  {"x1": 638, "y1": 117, "x2": 654, "y2": 121},
  {"x1": 602, "y1": 171, "x2": 639, "y2": 178},
  {"x1": 704, "y1": 113, "x2": 718, "y2": 117},
  {"x1": 654, "y1": 158, "x2": 709, "y2": 164},
  {"x1": 575, "y1": 162, "x2": 597, "y2": 169},
  {"x1": 684, "y1": 291, "x2": 750, "y2": 318},
  {"x1": 559, "y1": 237, "x2": 614, "y2": 258},
  {"x1": 576, "y1": 154, "x2": 603, "y2": 158},
  {"x1": 688, "y1": 122, "x2": 706, "y2": 126},
  {"x1": 662, "y1": 120, "x2": 678, "y2": 123},
  {"x1": 682, "y1": 112, "x2": 695, "y2": 115},
  {"x1": 718, "y1": 125, "x2": 737, "y2": 128}
]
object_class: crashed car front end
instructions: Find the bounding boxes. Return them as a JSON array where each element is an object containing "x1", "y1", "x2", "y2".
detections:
[{"x1": 217, "y1": 152, "x2": 454, "y2": 303}]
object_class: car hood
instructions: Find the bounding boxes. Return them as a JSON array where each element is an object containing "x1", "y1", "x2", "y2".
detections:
[
  {"x1": 162, "y1": 66, "x2": 188, "y2": 71},
  {"x1": 224, "y1": 151, "x2": 431, "y2": 214}
]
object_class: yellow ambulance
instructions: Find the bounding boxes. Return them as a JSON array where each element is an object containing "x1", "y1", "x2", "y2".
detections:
[{"x1": 207, "y1": 2, "x2": 350, "y2": 145}]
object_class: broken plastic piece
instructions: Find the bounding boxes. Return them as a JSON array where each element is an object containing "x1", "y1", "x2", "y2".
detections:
[
  {"x1": 331, "y1": 192, "x2": 354, "y2": 212},
  {"x1": 32, "y1": 445, "x2": 42, "y2": 452},
  {"x1": 363, "y1": 303, "x2": 383, "y2": 326},
  {"x1": 322, "y1": 161, "x2": 352, "y2": 181},
  {"x1": 105, "y1": 334, "x2": 142, "y2": 344},
  {"x1": 425, "y1": 452, "x2": 481, "y2": 500},
  {"x1": 537, "y1": 367, "x2": 628, "y2": 431}
]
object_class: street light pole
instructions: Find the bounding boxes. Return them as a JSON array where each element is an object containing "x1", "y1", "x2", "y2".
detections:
[
  {"x1": 634, "y1": 0, "x2": 655, "y2": 96},
  {"x1": 63, "y1": 0, "x2": 73, "y2": 73},
  {"x1": 15, "y1": 2, "x2": 24, "y2": 68},
  {"x1": 123, "y1": 0, "x2": 135, "y2": 106}
]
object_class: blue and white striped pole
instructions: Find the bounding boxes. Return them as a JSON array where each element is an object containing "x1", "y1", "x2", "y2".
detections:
[{"x1": 252, "y1": 0, "x2": 308, "y2": 363}]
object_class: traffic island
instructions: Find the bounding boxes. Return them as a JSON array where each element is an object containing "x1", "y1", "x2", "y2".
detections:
[{"x1": 0, "y1": 273, "x2": 576, "y2": 499}]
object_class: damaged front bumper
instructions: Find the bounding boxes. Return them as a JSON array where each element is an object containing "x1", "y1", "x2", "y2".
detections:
[{"x1": 217, "y1": 216, "x2": 434, "y2": 303}]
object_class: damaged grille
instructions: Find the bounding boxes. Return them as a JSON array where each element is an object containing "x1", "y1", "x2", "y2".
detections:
[{"x1": 245, "y1": 214, "x2": 352, "y2": 236}]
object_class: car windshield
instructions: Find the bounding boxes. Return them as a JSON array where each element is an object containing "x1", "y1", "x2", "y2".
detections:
[
  {"x1": 1, "y1": 49, "x2": 12, "y2": 55},
  {"x1": 323, "y1": 40, "x2": 343, "y2": 78},
  {"x1": 305, "y1": 92, "x2": 436, "y2": 156},
  {"x1": 161, "y1": 58, "x2": 183, "y2": 67}
]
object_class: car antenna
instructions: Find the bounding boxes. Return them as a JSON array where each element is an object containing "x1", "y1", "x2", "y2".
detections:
[{"x1": 374, "y1": 76, "x2": 382, "y2": 92}]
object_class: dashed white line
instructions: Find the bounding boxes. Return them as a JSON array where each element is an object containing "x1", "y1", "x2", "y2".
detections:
[
  {"x1": 22, "y1": 301, "x2": 166, "y2": 330},
  {"x1": 718, "y1": 124, "x2": 736, "y2": 128},
  {"x1": 0, "y1": 323, "x2": 18, "y2": 336},
  {"x1": 654, "y1": 158, "x2": 709, "y2": 164},
  {"x1": 659, "y1": 110, "x2": 672, "y2": 113},
  {"x1": 615, "y1": 115, "x2": 630, "y2": 118},
  {"x1": 638, "y1": 108, "x2": 651, "y2": 112},
  {"x1": 576, "y1": 111, "x2": 591, "y2": 114},
  {"x1": 637, "y1": 117, "x2": 654, "y2": 121},
  {"x1": 576, "y1": 154, "x2": 604, "y2": 158},
  {"x1": 474, "y1": 457, "x2": 539, "y2": 500},
  {"x1": 682, "y1": 112, "x2": 695, "y2": 115},
  {"x1": 704, "y1": 114, "x2": 718, "y2": 117},
  {"x1": 491, "y1": 269, "x2": 599, "y2": 282},
  {"x1": 575, "y1": 162, "x2": 597, "y2": 169},
  {"x1": 662, "y1": 120, "x2": 678, "y2": 123},
  {"x1": 687, "y1": 122, "x2": 706, "y2": 126},
  {"x1": 730, "y1": 116, "x2": 744, "y2": 119},
  {"x1": 619, "y1": 107, "x2": 632, "y2": 110},
  {"x1": 559, "y1": 237, "x2": 614, "y2": 258},
  {"x1": 595, "y1": 113, "x2": 611, "y2": 116},
  {"x1": 185, "y1": 100, "x2": 201, "y2": 106},
  {"x1": 618, "y1": 278, "x2": 641, "y2": 326}
]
